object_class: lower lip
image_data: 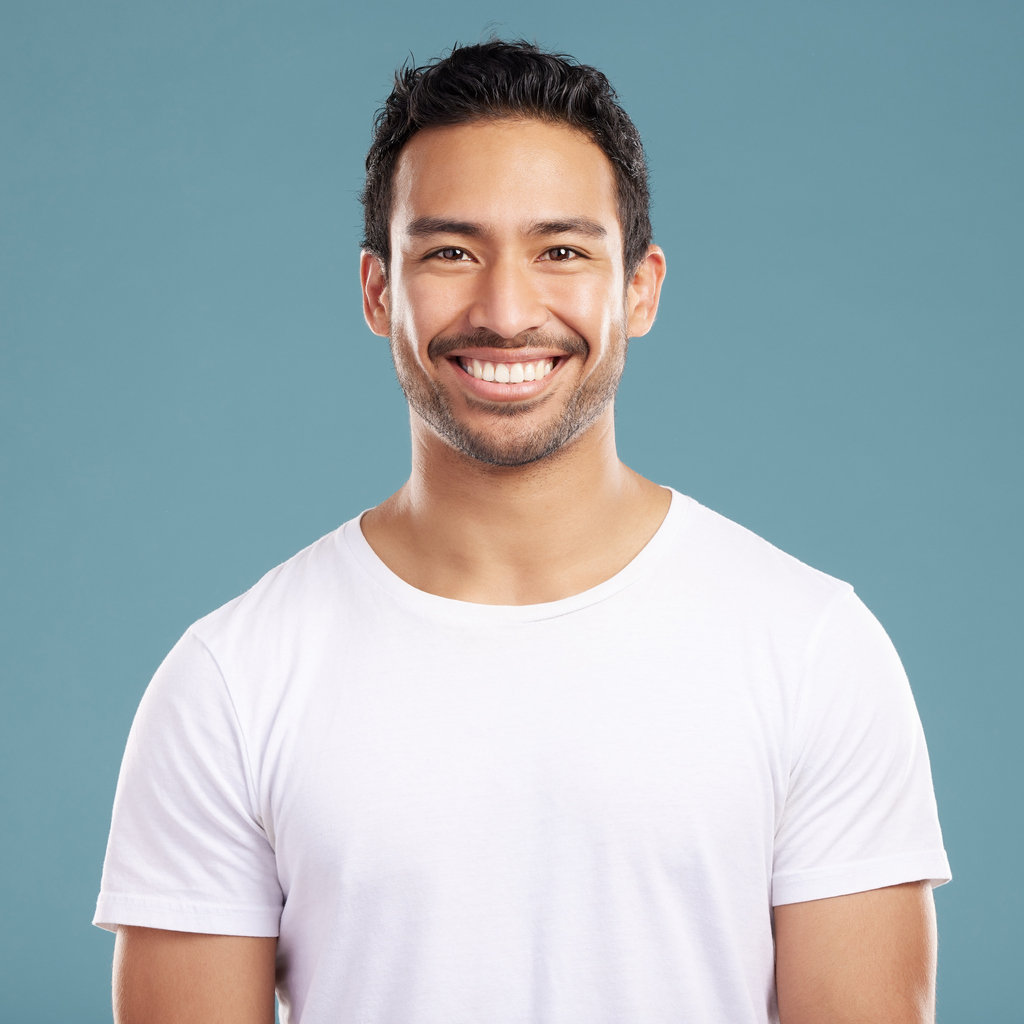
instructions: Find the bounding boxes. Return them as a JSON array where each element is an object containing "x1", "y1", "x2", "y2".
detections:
[{"x1": 447, "y1": 357, "x2": 566, "y2": 401}]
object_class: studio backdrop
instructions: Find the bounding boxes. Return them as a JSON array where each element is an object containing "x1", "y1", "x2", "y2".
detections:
[{"x1": 0, "y1": 1, "x2": 1020, "y2": 1020}]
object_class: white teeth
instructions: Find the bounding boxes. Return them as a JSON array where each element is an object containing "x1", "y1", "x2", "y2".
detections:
[{"x1": 463, "y1": 357, "x2": 558, "y2": 383}]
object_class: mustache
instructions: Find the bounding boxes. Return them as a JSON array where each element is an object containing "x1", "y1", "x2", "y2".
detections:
[{"x1": 428, "y1": 330, "x2": 589, "y2": 362}]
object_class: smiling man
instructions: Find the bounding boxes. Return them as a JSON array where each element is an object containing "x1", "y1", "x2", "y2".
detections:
[{"x1": 95, "y1": 40, "x2": 950, "y2": 1024}]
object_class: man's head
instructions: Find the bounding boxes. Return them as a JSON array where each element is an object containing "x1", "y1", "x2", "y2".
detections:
[{"x1": 360, "y1": 41, "x2": 665, "y2": 468}]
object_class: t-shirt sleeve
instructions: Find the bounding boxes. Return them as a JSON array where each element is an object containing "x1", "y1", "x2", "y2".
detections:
[
  {"x1": 771, "y1": 590, "x2": 950, "y2": 906},
  {"x1": 93, "y1": 630, "x2": 283, "y2": 936}
]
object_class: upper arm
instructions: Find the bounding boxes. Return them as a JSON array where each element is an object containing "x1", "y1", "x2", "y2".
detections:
[
  {"x1": 774, "y1": 880, "x2": 937, "y2": 1024},
  {"x1": 96, "y1": 633, "x2": 282, "y2": 936},
  {"x1": 113, "y1": 926, "x2": 277, "y2": 1024}
]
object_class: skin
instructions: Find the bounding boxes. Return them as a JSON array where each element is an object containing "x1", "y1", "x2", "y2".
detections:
[
  {"x1": 112, "y1": 927, "x2": 275, "y2": 1023},
  {"x1": 359, "y1": 118, "x2": 670, "y2": 605},
  {"x1": 111, "y1": 118, "x2": 937, "y2": 1022},
  {"x1": 774, "y1": 881, "x2": 938, "y2": 1023}
]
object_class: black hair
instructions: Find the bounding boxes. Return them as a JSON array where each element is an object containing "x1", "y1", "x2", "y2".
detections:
[{"x1": 361, "y1": 39, "x2": 652, "y2": 276}]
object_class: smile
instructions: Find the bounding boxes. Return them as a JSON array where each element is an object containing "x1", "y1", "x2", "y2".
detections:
[{"x1": 456, "y1": 357, "x2": 557, "y2": 383}]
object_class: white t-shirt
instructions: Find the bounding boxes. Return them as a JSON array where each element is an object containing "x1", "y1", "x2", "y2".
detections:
[{"x1": 95, "y1": 491, "x2": 949, "y2": 1024}]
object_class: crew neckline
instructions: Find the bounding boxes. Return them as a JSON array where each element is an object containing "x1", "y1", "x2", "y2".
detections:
[{"x1": 340, "y1": 488, "x2": 691, "y2": 625}]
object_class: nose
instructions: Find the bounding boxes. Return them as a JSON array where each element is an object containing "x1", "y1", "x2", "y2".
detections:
[{"x1": 467, "y1": 257, "x2": 548, "y2": 340}]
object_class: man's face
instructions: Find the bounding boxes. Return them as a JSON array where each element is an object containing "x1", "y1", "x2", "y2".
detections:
[{"x1": 362, "y1": 118, "x2": 657, "y2": 467}]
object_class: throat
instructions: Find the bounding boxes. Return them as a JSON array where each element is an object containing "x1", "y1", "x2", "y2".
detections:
[{"x1": 359, "y1": 470, "x2": 673, "y2": 606}]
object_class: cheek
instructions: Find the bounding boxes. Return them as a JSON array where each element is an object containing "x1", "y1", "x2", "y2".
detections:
[
  {"x1": 396, "y1": 273, "x2": 469, "y2": 341},
  {"x1": 545, "y1": 276, "x2": 622, "y2": 342}
]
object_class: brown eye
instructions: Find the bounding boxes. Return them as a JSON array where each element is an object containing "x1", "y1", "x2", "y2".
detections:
[
  {"x1": 546, "y1": 247, "x2": 577, "y2": 261},
  {"x1": 437, "y1": 247, "x2": 466, "y2": 260}
]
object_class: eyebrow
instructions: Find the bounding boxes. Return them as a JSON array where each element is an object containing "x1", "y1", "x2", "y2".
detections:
[
  {"x1": 528, "y1": 218, "x2": 606, "y2": 238},
  {"x1": 405, "y1": 216, "x2": 607, "y2": 239},
  {"x1": 407, "y1": 217, "x2": 484, "y2": 238}
]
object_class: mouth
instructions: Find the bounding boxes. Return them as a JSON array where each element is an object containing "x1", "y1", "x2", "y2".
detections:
[{"x1": 438, "y1": 346, "x2": 571, "y2": 403}]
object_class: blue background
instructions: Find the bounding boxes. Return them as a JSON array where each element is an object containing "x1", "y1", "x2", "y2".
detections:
[{"x1": 1, "y1": 1, "x2": 1020, "y2": 1020}]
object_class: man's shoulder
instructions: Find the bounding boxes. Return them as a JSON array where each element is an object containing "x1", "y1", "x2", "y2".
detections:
[
  {"x1": 674, "y1": 494, "x2": 853, "y2": 618},
  {"x1": 189, "y1": 516, "x2": 363, "y2": 652}
]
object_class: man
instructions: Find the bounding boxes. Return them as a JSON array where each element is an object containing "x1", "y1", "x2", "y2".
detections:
[{"x1": 95, "y1": 40, "x2": 949, "y2": 1024}]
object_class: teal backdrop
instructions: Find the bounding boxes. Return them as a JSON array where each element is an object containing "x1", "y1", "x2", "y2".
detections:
[{"x1": 1, "y1": 1, "x2": 1021, "y2": 1020}]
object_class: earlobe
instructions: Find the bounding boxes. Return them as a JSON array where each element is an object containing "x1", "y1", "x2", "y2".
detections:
[
  {"x1": 360, "y1": 251, "x2": 391, "y2": 337},
  {"x1": 626, "y1": 245, "x2": 667, "y2": 339}
]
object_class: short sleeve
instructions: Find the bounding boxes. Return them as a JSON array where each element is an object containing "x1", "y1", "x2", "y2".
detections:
[
  {"x1": 93, "y1": 631, "x2": 282, "y2": 935},
  {"x1": 771, "y1": 591, "x2": 950, "y2": 906}
]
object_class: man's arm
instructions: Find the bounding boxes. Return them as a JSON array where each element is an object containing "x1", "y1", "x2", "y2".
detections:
[
  {"x1": 113, "y1": 926, "x2": 277, "y2": 1024},
  {"x1": 774, "y1": 880, "x2": 937, "y2": 1024}
]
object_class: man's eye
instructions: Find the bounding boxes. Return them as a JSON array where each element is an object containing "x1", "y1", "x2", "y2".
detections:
[
  {"x1": 435, "y1": 247, "x2": 469, "y2": 261},
  {"x1": 544, "y1": 247, "x2": 579, "y2": 262}
]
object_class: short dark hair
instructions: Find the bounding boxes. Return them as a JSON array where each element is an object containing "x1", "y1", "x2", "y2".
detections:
[{"x1": 361, "y1": 39, "x2": 652, "y2": 277}]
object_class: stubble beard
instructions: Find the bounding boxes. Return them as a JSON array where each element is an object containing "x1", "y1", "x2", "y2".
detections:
[{"x1": 388, "y1": 327, "x2": 629, "y2": 467}]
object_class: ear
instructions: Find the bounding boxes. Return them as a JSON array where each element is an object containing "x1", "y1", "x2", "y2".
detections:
[
  {"x1": 625, "y1": 245, "x2": 667, "y2": 338},
  {"x1": 361, "y1": 251, "x2": 390, "y2": 337}
]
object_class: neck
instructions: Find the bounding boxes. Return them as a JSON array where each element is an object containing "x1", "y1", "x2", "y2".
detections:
[{"x1": 360, "y1": 407, "x2": 671, "y2": 605}]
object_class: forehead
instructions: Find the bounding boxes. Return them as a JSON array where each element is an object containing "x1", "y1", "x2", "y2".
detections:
[{"x1": 390, "y1": 119, "x2": 620, "y2": 236}]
